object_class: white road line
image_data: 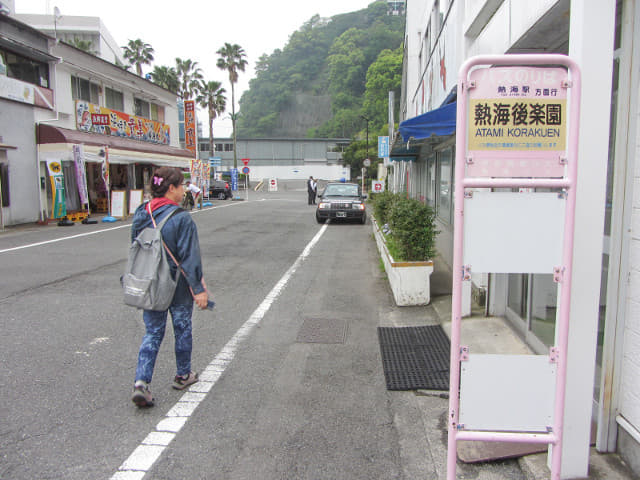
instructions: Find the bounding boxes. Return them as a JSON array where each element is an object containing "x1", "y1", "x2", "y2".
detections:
[
  {"x1": 0, "y1": 204, "x2": 241, "y2": 254},
  {"x1": 111, "y1": 223, "x2": 328, "y2": 479}
]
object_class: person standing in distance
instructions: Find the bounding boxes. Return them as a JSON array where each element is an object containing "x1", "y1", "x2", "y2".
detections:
[
  {"x1": 130, "y1": 167, "x2": 209, "y2": 408},
  {"x1": 307, "y1": 176, "x2": 317, "y2": 205}
]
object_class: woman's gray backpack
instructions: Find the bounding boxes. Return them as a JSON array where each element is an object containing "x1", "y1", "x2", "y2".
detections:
[{"x1": 122, "y1": 207, "x2": 180, "y2": 311}]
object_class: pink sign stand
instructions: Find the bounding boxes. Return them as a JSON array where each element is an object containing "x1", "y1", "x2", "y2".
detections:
[{"x1": 448, "y1": 55, "x2": 581, "y2": 480}]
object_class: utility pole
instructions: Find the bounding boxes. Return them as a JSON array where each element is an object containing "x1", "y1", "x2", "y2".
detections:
[{"x1": 361, "y1": 115, "x2": 369, "y2": 193}]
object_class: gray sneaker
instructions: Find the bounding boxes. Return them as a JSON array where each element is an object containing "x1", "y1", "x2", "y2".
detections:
[
  {"x1": 172, "y1": 372, "x2": 198, "y2": 390},
  {"x1": 132, "y1": 380, "x2": 154, "y2": 407}
]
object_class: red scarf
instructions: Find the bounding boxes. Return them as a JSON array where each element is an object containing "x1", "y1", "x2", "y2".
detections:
[{"x1": 149, "y1": 197, "x2": 178, "y2": 213}]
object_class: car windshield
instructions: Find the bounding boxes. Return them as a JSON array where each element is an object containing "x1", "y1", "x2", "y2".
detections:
[{"x1": 323, "y1": 184, "x2": 359, "y2": 197}]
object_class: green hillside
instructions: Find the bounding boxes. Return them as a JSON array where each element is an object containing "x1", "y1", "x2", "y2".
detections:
[{"x1": 237, "y1": 1, "x2": 404, "y2": 141}]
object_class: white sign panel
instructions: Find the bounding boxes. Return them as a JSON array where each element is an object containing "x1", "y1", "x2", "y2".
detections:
[
  {"x1": 268, "y1": 178, "x2": 278, "y2": 192},
  {"x1": 459, "y1": 354, "x2": 556, "y2": 432},
  {"x1": 372, "y1": 180, "x2": 385, "y2": 193},
  {"x1": 463, "y1": 191, "x2": 565, "y2": 273}
]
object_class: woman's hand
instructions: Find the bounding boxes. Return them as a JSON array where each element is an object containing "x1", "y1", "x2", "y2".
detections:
[{"x1": 193, "y1": 291, "x2": 208, "y2": 310}]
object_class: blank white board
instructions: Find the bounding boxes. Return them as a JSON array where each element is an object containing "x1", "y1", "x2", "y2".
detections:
[
  {"x1": 459, "y1": 354, "x2": 556, "y2": 432},
  {"x1": 463, "y1": 192, "x2": 565, "y2": 273}
]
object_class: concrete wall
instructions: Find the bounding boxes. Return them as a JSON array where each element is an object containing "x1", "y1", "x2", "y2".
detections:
[
  {"x1": 242, "y1": 165, "x2": 350, "y2": 182},
  {"x1": 0, "y1": 100, "x2": 40, "y2": 224}
]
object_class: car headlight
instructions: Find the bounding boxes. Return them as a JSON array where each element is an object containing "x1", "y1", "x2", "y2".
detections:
[
  {"x1": 353, "y1": 203, "x2": 365, "y2": 211},
  {"x1": 318, "y1": 202, "x2": 331, "y2": 209}
]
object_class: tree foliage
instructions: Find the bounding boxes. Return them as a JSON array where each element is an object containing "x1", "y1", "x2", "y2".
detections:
[
  {"x1": 238, "y1": 0, "x2": 403, "y2": 140},
  {"x1": 122, "y1": 39, "x2": 154, "y2": 76}
]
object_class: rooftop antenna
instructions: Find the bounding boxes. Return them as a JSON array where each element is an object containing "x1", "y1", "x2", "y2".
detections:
[{"x1": 53, "y1": 6, "x2": 61, "y2": 40}]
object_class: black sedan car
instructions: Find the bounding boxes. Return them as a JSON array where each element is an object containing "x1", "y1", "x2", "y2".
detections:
[
  {"x1": 209, "y1": 180, "x2": 232, "y2": 200},
  {"x1": 316, "y1": 182, "x2": 367, "y2": 224}
]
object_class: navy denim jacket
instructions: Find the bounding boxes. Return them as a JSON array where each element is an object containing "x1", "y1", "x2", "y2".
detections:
[{"x1": 131, "y1": 202, "x2": 205, "y2": 305}]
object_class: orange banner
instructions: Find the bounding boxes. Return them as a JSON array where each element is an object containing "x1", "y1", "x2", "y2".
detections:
[
  {"x1": 184, "y1": 100, "x2": 197, "y2": 157},
  {"x1": 75, "y1": 101, "x2": 170, "y2": 145}
]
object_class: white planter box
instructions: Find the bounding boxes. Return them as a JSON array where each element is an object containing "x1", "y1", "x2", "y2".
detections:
[{"x1": 372, "y1": 218, "x2": 434, "y2": 306}]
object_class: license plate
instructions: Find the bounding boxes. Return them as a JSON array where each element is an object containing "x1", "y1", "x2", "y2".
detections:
[{"x1": 336, "y1": 211, "x2": 347, "y2": 218}]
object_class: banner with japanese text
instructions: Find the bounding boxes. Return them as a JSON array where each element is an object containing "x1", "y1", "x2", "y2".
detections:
[
  {"x1": 75, "y1": 101, "x2": 170, "y2": 145},
  {"x1": 183, "y1": 100, "x2": 197, "y2": 157},
  {"x1": 72, "y1": 144, "x2": 89, "y2": 206}
]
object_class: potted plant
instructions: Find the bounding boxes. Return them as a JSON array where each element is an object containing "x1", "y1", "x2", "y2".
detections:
[{"x1": 371, "y1": 192, "x2": 438, "y2": 306}]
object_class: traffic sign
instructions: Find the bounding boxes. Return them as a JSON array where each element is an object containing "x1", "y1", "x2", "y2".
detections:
[
  {"x1": 242, "y1": 166, "x2": 250, "y2": 174},
  {"x1": 268, "y1": 178, "x2": 278, "y2": 192},
  {"x1": 242, "y1": 158, "x2": 250, "y2": 166},
  {"x1": 372, "y1": 180, "x2": 385, "y2": 192},
  {"x1": 363, "y1": 158, "x2": 371, "y2": 167},
  {"x1": 378, "y1": 136, "x2": 389, "y2": 158}
]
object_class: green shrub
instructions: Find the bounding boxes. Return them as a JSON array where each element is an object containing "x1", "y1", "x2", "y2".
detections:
[
  {"x1": 388, "y1": 196, "x2": 438, "y2": 261},
  {"x1": 372, "y1": 190, "x2": 398, "y2": 226}
]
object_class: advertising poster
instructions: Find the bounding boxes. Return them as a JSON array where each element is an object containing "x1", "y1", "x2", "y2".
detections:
[
  {"x1": 75, "y1": 101, "x2": 170, "y2": 145},
  {"x1": 46, "y1": 159, "x2": 67, "y2": 219}
]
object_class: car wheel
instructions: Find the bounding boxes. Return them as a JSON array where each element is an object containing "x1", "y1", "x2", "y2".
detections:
[
  {"x1": 316, "y1": 215, "x2": 324, "y2": 224},
  {"x1": 218, "y1": 192, "x2": 226, "y2": 200},
  {"x1": 360, "y1": 215, "x2": 366, "y2": 225}
]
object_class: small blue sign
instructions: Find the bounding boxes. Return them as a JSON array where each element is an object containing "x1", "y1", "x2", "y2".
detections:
[
  {"x1": 231, "y1": 168, "x2": 238, "y2": 191},
  {"x1": 209, "y1": 156, "x2": 222, "y2": 167},
  {"x1": 378, "y1": 136, "x2": 389, "y2": 158}
]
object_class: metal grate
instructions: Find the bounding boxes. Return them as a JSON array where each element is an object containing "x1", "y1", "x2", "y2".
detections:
[
  {"x1": 377, "y1": 325, "x2": 450, "y2": 391},
  {"x1": 296, "y1": 318, "x2": 348, "y2": 344}
]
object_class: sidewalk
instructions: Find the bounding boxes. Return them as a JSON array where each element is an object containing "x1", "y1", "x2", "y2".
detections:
[{"x1": 382, "y1": 258, "x2": 636, "y2": 479}]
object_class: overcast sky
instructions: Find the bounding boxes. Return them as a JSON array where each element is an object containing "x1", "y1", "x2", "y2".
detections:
[{"x1": 15, "y1": 0, "x2": 372, "y2": 136}]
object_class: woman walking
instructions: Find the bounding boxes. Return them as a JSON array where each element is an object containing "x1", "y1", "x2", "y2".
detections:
[{"x1": 129, "y1": 167, "x2": 209, "y2": 407}]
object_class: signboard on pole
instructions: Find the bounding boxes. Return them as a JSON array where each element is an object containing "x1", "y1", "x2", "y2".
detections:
[
  {"x1": 183, "y1": 100, "x2": 197, "y2": 157},
  {"x1": 268, "y1": 178, "x2": 278, "y2": 192},
  {"x1": 372, "y1": 180, "x2": 385, "y2": 193},
  {"x1": 46, "y1": 159, "x2": 66, "y2": 218},
  {"x1": 378, "y1": 136, "x2": 389, "y2": 158},
  {"x1": 231, "y1": 168, "x2": 238, "y2": 191},
  {"x1": 466, "y1": 67, "x2": 568, "y2": 178}
]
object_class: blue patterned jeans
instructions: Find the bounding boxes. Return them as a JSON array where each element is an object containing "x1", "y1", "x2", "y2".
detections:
[{"x1": 135, "y1": 303, "x2": 193, "y2": 383}]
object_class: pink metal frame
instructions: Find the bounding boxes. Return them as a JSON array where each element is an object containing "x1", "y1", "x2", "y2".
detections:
[{"x1": 448, "y1": 54, "x2": 581, "y2": 480}]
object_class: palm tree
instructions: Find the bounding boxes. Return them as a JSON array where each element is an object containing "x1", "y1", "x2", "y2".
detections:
[
  {"x1": 122, "y1": 39, "x2": 154, "y2": 76},
  {"x1": 196, "y1": 80, "x2": 227, "y2": 157},
  {"x1": 175, "y1": 58, "x2": 203, "y2": 100},
  {"x1": 216, "y1": 43, "x2": 247, "y2": 169},
  {"x1": 150, "y1": 65, "x2": 179, "y2": 93},
  {"x1": 67, "y1": 37, "x2": 96, "y2": 55}
]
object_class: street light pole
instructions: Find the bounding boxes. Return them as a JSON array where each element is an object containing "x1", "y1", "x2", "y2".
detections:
[{"x1": 361, "y1": 115, "x2": 369, "y2": 193}]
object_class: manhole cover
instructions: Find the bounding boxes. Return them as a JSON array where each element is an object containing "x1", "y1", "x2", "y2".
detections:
[{"x1": 296, "y1": 318, "x2": 348, "y2": 344}]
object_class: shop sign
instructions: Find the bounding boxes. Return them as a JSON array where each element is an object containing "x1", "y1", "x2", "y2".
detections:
[
  {"x1": 75, "y1": 101, "x2": 171, "y2": 145},
  {"x1": 467, "y1": 67, "x2": 567, "y2": 153}
]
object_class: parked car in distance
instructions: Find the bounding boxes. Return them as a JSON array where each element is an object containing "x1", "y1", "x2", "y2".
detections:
[
  {"x1": 209, "y1": 180, "x2": 232, "y2": 200},
  {"x1": 316, "y1": 182, "x2": 367, "y2": 224}
]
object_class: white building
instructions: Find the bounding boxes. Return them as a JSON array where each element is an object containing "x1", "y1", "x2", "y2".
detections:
[
  {"x1": 392, "y1": 0, "x2": 639, "y2": 477},
  {"x1": 15, "y1": 13, "x2": 125, "y2": 65}
]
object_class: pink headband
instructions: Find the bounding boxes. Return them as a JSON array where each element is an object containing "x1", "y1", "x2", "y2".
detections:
[{"x1": 153, "y1": 176, "x2": 163, "y2": 186}]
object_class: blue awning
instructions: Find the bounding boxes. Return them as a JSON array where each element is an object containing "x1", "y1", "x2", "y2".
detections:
[{"x1": 398, "y1": 102, "x2": 457, "y2": 142}]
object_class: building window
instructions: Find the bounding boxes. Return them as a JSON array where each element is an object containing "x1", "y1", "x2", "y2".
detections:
[
  {"x1": 105, "y1": 87, "x2": 124, "y2": 111},
  {"x1": 224, "y1": 143, "x2": 233, "y2": 152},
  {"x1": 134, "y1": 98, "x2": 150, "y2": 118},
  {"x1": 200, "y1": 143, "x2": 210, "y2": 152},
  {"x1": 0, "y1": 48, "x2": 49, "y2": 88},
  {"x1": 215, "y1": 143, "x2": 223, "y2": 152},
  {"x1": 71, "y1": 76, "x2": 99, "y2": 104}
]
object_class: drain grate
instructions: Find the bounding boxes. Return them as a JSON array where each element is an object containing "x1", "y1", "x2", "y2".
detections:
[
  {"x1": 377, "y1": 325, "x2": 450, "y2": 391},
  {"x1": 296, "y1": 318, "x2": 348, "y2": 344}
]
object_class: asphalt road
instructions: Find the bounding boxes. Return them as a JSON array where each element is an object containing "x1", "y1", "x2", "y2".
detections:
[{"x1": 0, "y1": 186, "x2": 412, "y2": 480}]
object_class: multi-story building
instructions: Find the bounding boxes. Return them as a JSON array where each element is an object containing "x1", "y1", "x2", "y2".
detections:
[
  {"x1": 0, "y1": 13, "x2": 191, "y2": 226},
  {"x1": 391, "y1": 0, "x2": 639, "y2": 477}
]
